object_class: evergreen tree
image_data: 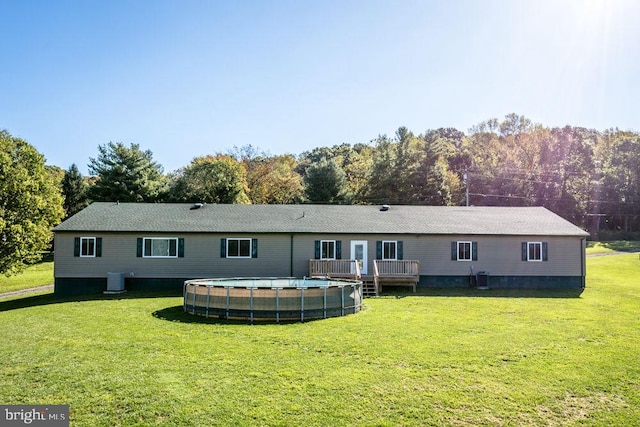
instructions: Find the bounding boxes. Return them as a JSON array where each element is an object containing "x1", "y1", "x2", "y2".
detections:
[
  {"x1": 88, "y1": 142, "x2": 167, "y2": 202},
  {"x1": 61, "y1": 164, "x2": 88, "y2": 217},
  {"x1": 303, "y1": 157, "x2": 346, "y2": 203}
]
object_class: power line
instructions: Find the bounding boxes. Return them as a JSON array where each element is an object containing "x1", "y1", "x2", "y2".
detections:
[{"x1": 468, "y1": 192, "x2": 638, "y2": 206}]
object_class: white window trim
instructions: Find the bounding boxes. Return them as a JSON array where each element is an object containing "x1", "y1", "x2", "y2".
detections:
[
  {"x1": 143, "y1": 237, "x2": 178, "y2": 258},
  {"x1": 320, "y1": 240, "x2": 336, "y2": 260},
  {"x1": 382, "y1": 240, "x2": 397, "y2": 261},
  {"x1": 457, "y1": 241, "x2": 472, "y2": 262},
  {"x1": 527, "y1": 241, "x2": 543, "y2": 262},
  {"x1": 80, "y1": 237, "x2": 96, "y2": 258},
  {"x1": 227, "y1": 238, "x2": 252, "y2": 259}
]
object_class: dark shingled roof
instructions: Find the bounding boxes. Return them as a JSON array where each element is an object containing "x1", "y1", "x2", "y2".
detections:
[{"x1": 53, "y1": 202, "x2": 589, "y2": 237}]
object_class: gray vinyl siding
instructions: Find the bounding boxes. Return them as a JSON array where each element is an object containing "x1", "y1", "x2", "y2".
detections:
[
  {"x1": 54, "y1": 232, "x2": 584, "y2": 281},
  {"x1": 289, "y1": 233, "x2": 584, "y2": 278},
  {"x1": 54, "y1": 232, "x2": 292, "y2": 279},
  {"x1": 406, "y1": 234, "x2": 584, "y2": 277}
]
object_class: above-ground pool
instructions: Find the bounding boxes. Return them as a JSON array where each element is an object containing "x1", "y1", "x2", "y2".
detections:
[{"x1": 183, "y1": 277, "x2": 363, "y2": 323}]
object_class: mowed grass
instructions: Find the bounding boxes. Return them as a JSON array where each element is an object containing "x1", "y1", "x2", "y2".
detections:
[
  {"x1": 1, "y1": 255, "x2": 639, "y2": 426},
  {"x1": 0, "y1": 253, "x2": 54, "y2": 294},
  {"x1": 586, "y1": 240, "x2": 640, "y2": 255}
]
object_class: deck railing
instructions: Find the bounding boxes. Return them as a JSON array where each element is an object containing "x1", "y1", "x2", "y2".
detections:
[
  {"x1": 373, "y1": 260, "x2": 419, "y2": 277},
  {"x1": 373, "y1": 260, "x2": 420, "y2": 294},
  {"x1": 309, "y1": 259, "x2": 361, "y2": 280}
]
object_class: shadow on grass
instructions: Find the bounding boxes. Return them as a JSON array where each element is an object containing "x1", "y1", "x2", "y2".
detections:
[
  {"x1": 1, "y1": 285, "x2": 585, "y2": 315},
  {"x1": 378, "y1": 287, "x2": 585, "y2": 298},
  {"x1": 153, "y1": 305, "x2": 331, "y2": 325},
  {"x1": 152, "y1": 305, "x2": 226, "y2": 324},
  {"x1": 0, "y1": 290, "x2": 182, "y2": 313}
]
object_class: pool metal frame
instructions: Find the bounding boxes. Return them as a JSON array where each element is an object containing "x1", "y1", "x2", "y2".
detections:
[{"x1": 183, "y1": 277, "x2": 363, "y2": 323}]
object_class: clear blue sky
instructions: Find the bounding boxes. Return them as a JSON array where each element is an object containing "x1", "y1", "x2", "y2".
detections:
[{"x1": 2, "y1": 0, "x2": 639, "y2": 174}]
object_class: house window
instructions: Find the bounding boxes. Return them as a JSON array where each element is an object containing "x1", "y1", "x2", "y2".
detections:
[
  {"x1": 382, "y1": 241, "x2": 397, "y2": 260},
  {"x1": 376, "y1": 240, "x2": 403, "y2": 260},
  {"x1": 451, "y1": 241, "x2": 477, "y2": 261},
  {"x1": 144, "y1": 238, "x2": 178, "y2": 258},
  {"x1": 522, "y1": 241, "x2": 547, "y2": 262},
  {"x1": 321, "y1": 240, "x2": 336, "y2": 260},
  {"x1": 74, "y1": 237, "x2": 102, "y2": 257},
  {"x1": 314, "y1": 240, "x2": 341, "y2": 260},
  {"x1": 227, "y1": 238, "x2": 252, "y2": 258},
  {"x1": 527, "y1": 242, "x2": 542, "y2": 261},
  {"x1": 457, "y1": 241, "x2": 472, "y2": 261},
  {"x1": 220, "y1": 238, "x2": 258, "y2": 258},
  {"x1": 80, "y1": 237, "x2": 96, "y2": 257}
]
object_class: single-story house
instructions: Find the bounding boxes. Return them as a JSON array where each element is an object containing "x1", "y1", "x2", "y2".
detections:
[{"x1": 52, "y1": 202, "x2": 589, "y2": 296}]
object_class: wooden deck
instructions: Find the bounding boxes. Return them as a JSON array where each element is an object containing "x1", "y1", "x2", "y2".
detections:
[
  {"x1": 309, "y1": 259, "x2": 419, "y2": 297},
  {"x1": 309, "y1": 259, "x2": 361, "y2": 280},
  {"x1": 373, "y1": 260, "x2": 420, "y2": 294}
]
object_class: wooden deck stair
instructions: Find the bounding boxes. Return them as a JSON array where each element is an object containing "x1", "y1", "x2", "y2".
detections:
[{"x1": 361, "y1": 279, "x2": 378, "y2": 297}]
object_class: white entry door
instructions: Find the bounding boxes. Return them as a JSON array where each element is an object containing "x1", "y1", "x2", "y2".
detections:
[{"x1": 350, "y1": 240, "x2": 368, "y2": 275}]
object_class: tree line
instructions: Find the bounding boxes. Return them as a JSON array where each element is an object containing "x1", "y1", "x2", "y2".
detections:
[
  {"x1": 64, "y1": 113, "x2": 639, "y2": 237},
  {"x1": 2, "y1": 113, "x2": 639, "y2": 274}
]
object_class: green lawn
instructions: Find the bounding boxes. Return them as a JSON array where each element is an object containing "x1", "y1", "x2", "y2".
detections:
[
  {"x1": 0, "y1": 253, "x2": 53, "y2": 294},
  {"x1": 1, "y1": 255, "x2": 639, "y2": 426}
]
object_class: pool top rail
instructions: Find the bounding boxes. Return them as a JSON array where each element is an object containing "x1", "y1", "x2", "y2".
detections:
[
  {"x1": 183, "y1": 277, "x2": 363, "y2": 323},
  {"x1": 185, "y1": 276, "x2": 362, "y2": 289}
]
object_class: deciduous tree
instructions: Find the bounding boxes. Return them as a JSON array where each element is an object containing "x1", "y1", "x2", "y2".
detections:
[
  {"x1": 245, "y1": 155, "x2": 304, "y2": 204},
  {"x1": 0, "y1": 130, "x2": 64, "y2": 275},
  {"x1": 169, "y1": 155, "x2": 250, "y2": 204}
]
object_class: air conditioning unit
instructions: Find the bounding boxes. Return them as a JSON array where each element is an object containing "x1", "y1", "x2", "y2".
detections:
[{"x1": 105, "y1": 272, "x2": 126, "y2": 294}]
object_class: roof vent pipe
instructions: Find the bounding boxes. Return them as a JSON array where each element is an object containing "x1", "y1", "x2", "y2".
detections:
[
  {"x1": 190, "y1": 203, "x2": 204, "y2": 210},
  {"x1": 380, "y1": 204, "x2": 390, "y2": 211}
]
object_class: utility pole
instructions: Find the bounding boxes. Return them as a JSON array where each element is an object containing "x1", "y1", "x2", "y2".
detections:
[{"x1": 463, "y1": 172, "x2": 469, "y2": 207}]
